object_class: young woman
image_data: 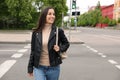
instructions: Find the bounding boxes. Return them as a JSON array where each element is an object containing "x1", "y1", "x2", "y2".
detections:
[{"x1": 27, "y1": 6, "x2": 70, "y2": 80}]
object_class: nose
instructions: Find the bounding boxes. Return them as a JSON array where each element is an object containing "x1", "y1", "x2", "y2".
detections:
[{"x1": 52, "y1": 14, "x2": 55, "y2": 18}]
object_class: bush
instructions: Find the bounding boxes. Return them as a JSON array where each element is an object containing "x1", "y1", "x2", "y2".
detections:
[
  {"x1": 27, "y1": 23, "x2": 36, "y2": 30},
  {"x1": 118, "y1": 18, "x2": 120, "y2": 23},
  {"x1": 99, "y1": 16, "x2": 109, "y2": 24},
  {"x1": 108, "y1": 19, "x2": 117, "y2": 26}
]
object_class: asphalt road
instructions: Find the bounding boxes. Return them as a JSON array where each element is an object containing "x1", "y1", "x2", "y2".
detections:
[{"x1": 0, "y1": 27, "x2": 120, "y2": 80}]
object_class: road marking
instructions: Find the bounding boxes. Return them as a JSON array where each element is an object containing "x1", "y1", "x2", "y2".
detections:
[
  {"x1": 98, "y1": 53, "x2": 103, "y2": 55},
  {"x1": 108, "y1": 60, "x2": 118, "y2": 65},
  {"x1": 82, "y1": 44, "x2": 86, "y2": 46},
  {"x1": 27, "y1": 44, "x2": 31, "y2": 46},
  {"x1": 115, "y1": 65, "x2": 120, "y2": 69},
  {"x1": 82, "y1": 44, "x2": 120, "y2": 70},
  {"x1": 98, "y1": 53, "x2": 107, "y2": 58},
  {"x1": 102, "y1": 35, "x2": 120, "y2": 39},
  {"x1": 89, "y1": 48, "x2": 98, "y2": 53},
  {"x1": 11, "y1": 53, "x2": 23, "y2": 58},
  {"x1": 24, "y1": 45, "x2": 30, "y2": 49},
  {"x1": 17, "y1": 49, "x2": 28, "y2": 53},
  {"x1": 101, "y1": 55, "x2": 107, "y2": 58},
  {"x1": 0, "y1": 50, "x2": 17, "y2": 52},
  {"x1": 0, "y1": 60, "x2": 16, "y2": 78},
  {"x1": 84, "y1": 45, "x2": 98, "y2": 53},
  {"x1": 93, "y1": 34, "x2": 120, "y2": 42},
  {"x1": 86, "y1": 46, "x2": 90, "y2": 49}
]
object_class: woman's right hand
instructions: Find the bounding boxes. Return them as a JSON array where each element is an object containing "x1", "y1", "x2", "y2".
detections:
[
  {"x1": 53, "y1": 45, "x2": 60, "y2": 52},
  {"x1": 28, "y1": 73, "x2": 33, "y2": 77}
]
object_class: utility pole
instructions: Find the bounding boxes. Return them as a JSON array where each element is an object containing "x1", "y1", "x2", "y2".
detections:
[
  {"x1": 75, "y1": 1, "x2": 77, "y2": 30},
  {"x1": 68, "y1": 0, "x2": 72, "y2": 41},
  {"x1": 72, "y1": 0, "x2": 77, "y2": 30},
  {"x1": 61, "y1": 12, "x2": 64, "y2": 29}
]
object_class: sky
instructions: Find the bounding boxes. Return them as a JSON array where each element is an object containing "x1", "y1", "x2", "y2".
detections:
[{"x1": 66, "y1": 0, "x2": 115, "y2": 14}]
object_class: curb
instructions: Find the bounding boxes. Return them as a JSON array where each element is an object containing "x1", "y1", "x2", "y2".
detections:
[
  {"x1": 70, "y1": 41, "x2": 85, "y2": 44},
  {"x1": 0, "y1": 40, "x2": 31, "y2": 44},
  {"x1": 0, "y1": 41, "x2": 85, "y2": 44}
]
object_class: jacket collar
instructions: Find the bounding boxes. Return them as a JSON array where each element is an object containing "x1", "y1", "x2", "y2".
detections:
[
  {"x1": 36, "y1": 31, "x2": 42, "y2": 44},
  {"x1": 48, "y1": 27, "x2": 56, "y2": 42},
  {"x1": 37, "y1": 26, "x2": 56, "y2": 44}
]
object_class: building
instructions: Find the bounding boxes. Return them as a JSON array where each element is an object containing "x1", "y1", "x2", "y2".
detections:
[
  {"x1": 89, "y1": 5, "x2": 114, "y2": 28},
  {"x1": 114, "y1": 0, "x2": 120, "y2": 21},
  {"x1": 101, "y1": 4, "x2": 114, "y2": 19},
  {"x1": 89, "y1": 5, "x2": 114, "y2": 19},
  {"x1": 89, "y1": 0, "x2": 120, "y2": 21}
]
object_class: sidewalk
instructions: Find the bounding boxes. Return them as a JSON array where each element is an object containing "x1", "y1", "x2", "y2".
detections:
[{"x1": 0, "y1": 30, "x2": 84, "y2": 44}]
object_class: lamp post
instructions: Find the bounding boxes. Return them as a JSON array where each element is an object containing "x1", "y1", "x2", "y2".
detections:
[
  {"x1": 72, "y1": 0, "x2": 77, "y2": 30},
  {"x1": 68, "y1": 0, "x2": 72, "y2": 41}
]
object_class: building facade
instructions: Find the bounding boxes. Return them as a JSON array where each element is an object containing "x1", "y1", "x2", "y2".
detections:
[
  {"x1": 114, "y1": 0, "x2": 120, "y2": 21},
  {"x1": 101, "y1": 4, "x2": 114, "y2": 19}
]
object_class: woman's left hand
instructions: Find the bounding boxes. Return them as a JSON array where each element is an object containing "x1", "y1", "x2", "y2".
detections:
[{"x1": 54, "y1": 45, "x2": 60, "y2": 52}]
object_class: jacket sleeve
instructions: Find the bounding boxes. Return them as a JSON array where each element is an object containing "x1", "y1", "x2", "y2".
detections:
[
  {"x1": 28, "y1": 32, "x2": 36, "y2": 73},
  {"x1": 58, "y1": 28, "x2": 70, "y2": 52}
]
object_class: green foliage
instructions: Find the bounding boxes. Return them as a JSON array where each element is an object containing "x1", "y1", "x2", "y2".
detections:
[
  {"x1": 74, "y1": 1, "x2": 116, "y2": 27},
  {"x1": 0, "y1": 0, "x2": 10, "y2": 29},
  {"x1": 43, "y1": 0, "x2": 68, "y2": 27},
  {"x1": 118, "y1": 18, "x2": 120, "y2": 23},
  {"x1": 75, "y1": 8, "x2": 102, "y2": 27},
  {"x1": 5, "y1": 0, "x2": 36, "y2": 27},
  {"x1": 71, "y1": 18, "x2": 75, "y2": 26},
  {"x1": 96, "y1": 1, "x2": 101, "y2": 9},
  {"x1": 108, "y1": 19, "x2": 117, "y2": 26},
  {"x1": 99, "y1": 16, "x2": 109, "y2": 24},
  {"x1": 0, "y1": 0, "x2": 68, "y2": 29},
  {"x1": 0, "y1": 0, "x2": 9, "y2": 16}
]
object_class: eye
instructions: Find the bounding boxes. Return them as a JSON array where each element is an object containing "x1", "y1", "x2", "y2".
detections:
[
  {"x1": 53, "y1": 13, "x2": 55, "y2": 16},
  {"x1": 48, "y1": 12, "x2": 55, "y2": 16},
  {"x1": 48, "y1": 12, "x2": 52, "y2": 15}
]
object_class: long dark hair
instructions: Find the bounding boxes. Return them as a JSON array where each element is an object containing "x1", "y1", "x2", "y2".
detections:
[{"x1": 34, "y1": 6, "x2": 55, "y2": 32}]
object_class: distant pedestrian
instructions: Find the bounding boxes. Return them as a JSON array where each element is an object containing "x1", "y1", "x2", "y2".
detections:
[{"x1": 27, "y1": 6, "x2": 70, "y2": 80}]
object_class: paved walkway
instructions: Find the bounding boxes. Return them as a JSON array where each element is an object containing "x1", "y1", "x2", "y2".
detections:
[{"x1": 0, "y1": 30, "x2": 84, "y2": 44}]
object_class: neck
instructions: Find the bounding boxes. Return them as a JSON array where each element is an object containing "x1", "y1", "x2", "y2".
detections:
[{"x1": 43, "y1": 24, "x2": 52, "y2": 30}]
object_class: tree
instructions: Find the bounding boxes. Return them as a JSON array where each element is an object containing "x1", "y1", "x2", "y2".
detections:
[
  {"x1": 0, "y1": 0, "x2": 68, "y2": 29},
  {"x1": 34, "y1": 0, "x2": 68, "y2": 27},
  {"x1": 0, "y1": 0, "x2": 10, "y2": 29},
  {"x1": 76, "y1": 1, "x2": 102, "y2": 27},
  {"x1": 96, "y1": 1, "x2": 101, "y2": 9},
  {"x1": 5, "y1": 0, "x2": 36, "y2": 28}
]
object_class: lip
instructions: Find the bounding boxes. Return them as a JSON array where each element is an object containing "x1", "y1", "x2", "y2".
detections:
[{"x1": 49, "y1": 18, "x2": 55, "y2": 21}]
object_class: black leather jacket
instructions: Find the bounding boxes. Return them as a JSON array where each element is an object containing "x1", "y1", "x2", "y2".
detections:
[{"x1": 28, "y1": 27, "x2": 70, "y2": 73}]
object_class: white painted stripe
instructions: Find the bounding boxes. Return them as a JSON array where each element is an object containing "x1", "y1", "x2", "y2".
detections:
[
  {"x1": 102, "y1": 35, "x2": 120, "y2": 39},
  {"x1": 92, "y1": 34, "x2": 119, "y2": 42},
  {"x1": 98, "y1": 53, "x2": 103, "y2": 55},
  {"x1": 0, "y1": 50, "x2": 17, "y2": 52},
  {"x1": 101, "y1": 55, "x2": 107, "y2": 58},
  {"x1": 108, "y1": 60, "x2": 118, "y2": 64},
  {"x1": 0, "y1": 60, "x2": 16, "y2": 78},
  {"x1": 86, "y1": 46, "x2": 90, "y2": 48},
  {"x1": 11, "y1": 53, "x2": 23, "y2": 58},
  {"x1": 17, "y1": 49, "x2": 28, "y2": 53},
  {"x1": 27, "y1": 44, "x2": 31, "y2": 46},
  {"x1": 24, "y1": 46, "x2": 30, "y2": 49},
  {"x1": 115, "y1": 65, "x2": 120, "y2": 69},
  {"x1": 89, "y1": 48, "x2": 98, "y2": 53},
  {"x1": 82, "y1": 44, "x2": 86, "y2": 46},
  {"x1": 98, "y1": 53, "x2": 107, "y2": 58}
]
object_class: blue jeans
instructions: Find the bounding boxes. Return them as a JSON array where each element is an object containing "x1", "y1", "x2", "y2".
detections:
[{"x1": 33, "y1": 65, "x2": 60, "y2": 80}]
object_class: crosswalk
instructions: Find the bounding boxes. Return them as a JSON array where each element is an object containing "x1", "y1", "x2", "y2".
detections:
[
  {"x1": 82, "y1": 44, "x2": 120, "y2": 70},
  {"x1": 0, "y1": 44, "x2": 30, "y2": 79}
]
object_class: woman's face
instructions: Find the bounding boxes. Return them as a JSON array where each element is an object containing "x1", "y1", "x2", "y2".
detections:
[{"x1": 46, "y1": 9, "x2": 55, "y2": 24}]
